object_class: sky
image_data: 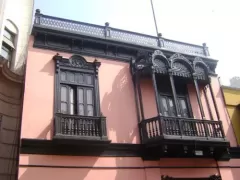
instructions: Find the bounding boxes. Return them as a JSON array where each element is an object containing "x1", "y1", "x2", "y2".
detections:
[{"x1": 34, "y1": 0, "x2": 240, "y2": 85}]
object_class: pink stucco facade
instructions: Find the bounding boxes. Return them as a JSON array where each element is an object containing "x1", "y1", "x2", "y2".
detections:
[
  {"x1": 20, "y1": 37, "x2": 139, "y2": 144},
  {"x1": 18, "y1": 36, "x2": 240, "y2": 180}
]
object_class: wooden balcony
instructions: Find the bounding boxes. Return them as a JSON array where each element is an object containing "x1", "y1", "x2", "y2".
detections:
[
  {"x1": 54, "y1": 113, "x2": 108, "y2": 142},
  {"x1": 139, "y1": 116, "x2": 229, "y2": 160},
  {"x1": 140, "y1": 116, "x2": 226, "y2": 144}
]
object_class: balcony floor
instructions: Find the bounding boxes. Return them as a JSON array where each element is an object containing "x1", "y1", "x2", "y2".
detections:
[
  {"x1": 146, "y1": 134, "x2": 228, "y2": 143},
  {"x1": 53, "y1": 134, "x2": 111, "y2": 145},
  {"x1": 139, "y1": 116, "x2": 230, "y2": 160}
]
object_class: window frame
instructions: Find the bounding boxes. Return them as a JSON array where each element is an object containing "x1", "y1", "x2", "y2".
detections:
[
  {"x1": 59, "y1": 70, "x2": 95, "y2": 116},
  {"x1": 4, "y1": 28, "x2": 15, "y2": 42},
  {"x1": 1, "y1": 42, "x2": 12, "y2": 61},
  {"x1": 54, "y1": 55, "x2": 101, "y2": 117},
  {"x1": 158, "y1": 91, "x2": 193, "y2": 118},
  {"x1": 1, "y1": 26, "x2": 16, "y2": 67}
]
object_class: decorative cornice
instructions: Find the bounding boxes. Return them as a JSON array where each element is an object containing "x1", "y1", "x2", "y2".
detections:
[
  {"x1": 69, "y1": 55, "x2": 88, "y2": 67},
  {"x1": 53, "y1": 54, "x2": 100, "y2": 71},
  {"x1": 169, "y1": 53, "x2": 191, "y2": 63},
  {"x1": 167, "y1": 53, "x2": 192, "y2": 77},
  {"x1": 152, "y1": 50, "x2": 167, "y2": 60},
  {"x1": 132, "y1": 51, "x2": 213, "y2": 80},
  {"x1": 193, "y1": 56, "x2": 210, "y2": 73},
  {"x1": 32, "y1": 29, "x2": 218, "y2": 75},
  {"x1": 151, "y1": 50, "x2": 169, "y2": 75}
]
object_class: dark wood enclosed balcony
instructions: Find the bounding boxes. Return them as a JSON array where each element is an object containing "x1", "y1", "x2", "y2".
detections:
[
  {"x1": 131, "y1": 50, "x2": 229, "y2": 160},
  {"x1": 140, "y1": 116, "x2": 225, "y2": 144},
  {"x1": 54, "y1": 113, "x2": 108, "y2": 141}
]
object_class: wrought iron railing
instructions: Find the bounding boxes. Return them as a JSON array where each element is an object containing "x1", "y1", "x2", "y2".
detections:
[
  {"x1": 54, "y1": 113, "x2": 107, "y2": 140},
  {"x1": 34, "y1": 10, "x2": 209, "y2": 57},
  {"x1": 140, "y1": 116, "x2": 225, "y2": 143}
]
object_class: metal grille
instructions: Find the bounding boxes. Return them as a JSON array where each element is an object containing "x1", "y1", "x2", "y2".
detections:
[
  {"x1": 164, "y1": 40, "x2": 205, "y2": 55},
  {"x1": 40, "y1": 17, "x2": 105, "y2": 37},
  {"x1": 111, "y1": 30, "x2": 158, "y2": 46},
  {"x1": 35, "y1": 13, "x2": 208, "y2": 56}
]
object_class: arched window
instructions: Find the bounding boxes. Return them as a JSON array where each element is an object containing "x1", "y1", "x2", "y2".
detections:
[
  {"x1": 156, "y1": 54, "x2": 194, "y2": 118},
  {"x1": 1, "y1": 20, "x2": 18, "y2": 67}
]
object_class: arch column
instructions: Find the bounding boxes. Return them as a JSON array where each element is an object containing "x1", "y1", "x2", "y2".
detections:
[
  {"x1": 208, "y1": 77, "x2": 220, "y2": 121},
  {"x1": 151, "y1": 66, "x2": 161, "y2": 116},
  {"x1": 94, "y1": 60, "x2": 101, "y2": 116},
  {"x1": 168, "y1": 70, "x2": 180, "y2": 117},
  {"x1": 151, "y1": 67, "x2": 163, "y2": 135},
  {"x1": 203, "y1": 86, "x2": 213, "y2": 120},
  {"x1": 193, "y1": 74, "x2": 205, "y2": 119}
]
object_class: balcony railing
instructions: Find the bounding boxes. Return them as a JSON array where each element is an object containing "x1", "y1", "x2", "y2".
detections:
[
  {"x1": 34, "y1": 10, "x2": 210, "y2": 57},
  {"x1": 140, "y1": 116, "x2": 225, "y2": 144},
  {"x1": 54, "y1": 113, "x2": 107, "y2": 140}
]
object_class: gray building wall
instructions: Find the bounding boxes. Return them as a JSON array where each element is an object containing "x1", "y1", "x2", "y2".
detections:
[{"x1": 0, "y1": 0, "x2": 34, "y2": 179}]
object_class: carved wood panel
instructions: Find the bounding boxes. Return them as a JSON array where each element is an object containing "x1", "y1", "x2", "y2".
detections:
[
  {"x1": 55, "y1": 55, "x2": 100, "y2": 71},
  {"x1": 195, "y1": 64, "x2": 207, "y2": 80},
  {"x1": 153, "y1": 58, "x2": 168, "y2": 74},
  {"x1": 133, "y1": 51, "x2": 213, "y2": 80},
  {"x1": 171, "y1": 61, "x2": 192, "y2": 78}
]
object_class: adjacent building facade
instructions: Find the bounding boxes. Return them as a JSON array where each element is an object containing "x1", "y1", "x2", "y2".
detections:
[
  {"x1": 222, "y1": 85, "x2": 240, "y2": 144},
  {"x1": 0, "y1": 0, "x2": 34, "y2": 74},
  {"x1": 18, "y1": 10, "x2": 240, "y2": 180},
  {"x1": 0, "y1": 0, "x2": 34, "y2": 179}
]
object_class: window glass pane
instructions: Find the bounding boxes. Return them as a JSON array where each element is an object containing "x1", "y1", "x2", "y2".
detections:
[
  {"x1": 180, "y1": 99, "x2": 189, "y2": 117},
  {"x1": 78, "y1": 88, "x2": 84, "y2": 103},
  {"x1": 61, "y1": 102, "x2": 67, "y2": 114},
  {"x1": 86, "y1": 75, "x2": 92, "y2": 85},
  {"x1": 68, "y1": 72, "x2": 74, "y2": 82},
  {"x1": 1, "y1": 44, "x2": 11, "y2": 60},
  {"x1": 169, "y1": 98, "x2": 176, "y2": 116},
  {"x1": 87, "y1": 105, "x2": 93, "y2": 116},
  {"x1": 61, "y1": 72, "x2": 66, "y2": 81},
  {"x1": 69, "y1": 88, "x2": 74, "y2": 114},
  {"x1": 161, "y1": 97, "x2": 169, "y2": 116},
  {"x1": 78, "y1": 104, "x2": 84, "y2": 115},
  {"x1": 61, "y1": 86, "x2": 67, "y2": 102},
  {"x1": 86, "y1": 89, "x2": 93, "y2": 104},
  {"x1": 77, "y1": 73, "x2": 84, "y2": 83},
  {"x1": 69, "y1": 88, "x2": 74, "y2": 104}
]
